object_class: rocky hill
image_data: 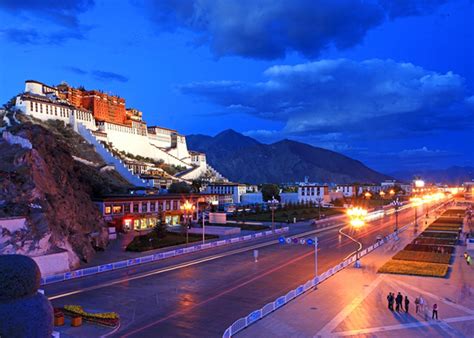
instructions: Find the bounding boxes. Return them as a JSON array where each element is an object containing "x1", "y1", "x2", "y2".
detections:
[
  {"x1": 187, "y1": 129, "x2": 390, "y2": 184},
  {"x1": 0, "y1": 114, "x2": 131, "y2": 269}
]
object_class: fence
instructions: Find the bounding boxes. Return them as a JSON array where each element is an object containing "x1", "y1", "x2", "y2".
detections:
[
  {"x1": 222, "y1": 200, "x2": 453, "y2": 337},
  {"x1": 222, "y1": 226, "x2": 407, "y2": 338},
  {"x1": 40, "y1": 227, "x2": 289, "y2": 286}
]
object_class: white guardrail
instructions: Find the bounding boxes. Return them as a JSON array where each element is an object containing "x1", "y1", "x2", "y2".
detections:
[
  {"x1": 223, "y1": 200, "x2": 451, "y2": 337},
  {"x1": 40, "y1": 227, "x2": 289, "y2": 286},
  {"x1": 222, "y1": 226, "x2": 408, "y2": 338}
]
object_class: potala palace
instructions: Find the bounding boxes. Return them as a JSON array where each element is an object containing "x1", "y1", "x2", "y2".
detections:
[{"x1": 14, "y1": 80, "x2": 225, "y2": 187}]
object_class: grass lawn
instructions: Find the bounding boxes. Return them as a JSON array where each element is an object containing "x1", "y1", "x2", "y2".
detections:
[
  {"x1": 229, "y1": 207, "x2": 343, "y2": 222},
  {"x1": 126, "y1": 231, "x2": 218, "y2": 252},
  {"x1": 378, "y1": 260, "x2": 448, "y2": 277},
  {"x1": 392, "y1": 250, "x2": 452, "y2": 264}
]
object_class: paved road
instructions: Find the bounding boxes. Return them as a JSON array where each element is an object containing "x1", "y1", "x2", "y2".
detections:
[{"x1": 47, "y1": 203, "x2": 443, "y2": 337}]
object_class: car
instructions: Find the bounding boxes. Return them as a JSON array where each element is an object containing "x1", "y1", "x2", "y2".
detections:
[{"x1": 376, "y1": 234, "x2": 383, "y2": 242}]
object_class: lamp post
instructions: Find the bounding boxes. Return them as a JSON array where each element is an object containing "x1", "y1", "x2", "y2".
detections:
[
  {"x1": 202, "y1": 200, "x2": 218, "y2": 244},
  {"x1": 180, "y1": 200, "x2": 195, "y2": 245},
  {"x1": 391, "y1": 198, "x2": 402, "y2": 239},
  {"x1": 341, "y1": 207, "x2": 367, "y2": 268},
  {"x1": 268, "y1": 196, "x2": 279, "y2": 233}
]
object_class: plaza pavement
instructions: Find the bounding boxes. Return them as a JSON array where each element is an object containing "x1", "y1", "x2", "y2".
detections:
[{"x1": 238, "y1": 218, "x2": 474, "y2": 338}]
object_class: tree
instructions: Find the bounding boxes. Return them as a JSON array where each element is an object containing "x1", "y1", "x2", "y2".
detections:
[
  {"x1": 168, "y1": 182, "x2": 192, "y2": 193},
  {"x1": 261, "y1": 184, "x2": 280, "y2": 202},
  {"x1": 152, "y1": 216, "x2": 166, "y2": 239}
]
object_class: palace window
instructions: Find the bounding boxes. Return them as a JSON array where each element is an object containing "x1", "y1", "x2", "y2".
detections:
[
  {"x1": 133, "y1": 203, "x2": 139, "y2": 213},
  {"x1": 142, "y1": 203, "x2": 148, "y2": 213},
  {"x1": 124, "y1": 203, "x2": 130, "y2": 213},
  {"x1": 150, "y1": 202, "x2": 156, "y2": 212},
  {"x1": 104, "y1": 205, "x2": 112, "y2": 215},
  {"x1": 112, "y1": 205, "x2": 122, "y2": 214}
]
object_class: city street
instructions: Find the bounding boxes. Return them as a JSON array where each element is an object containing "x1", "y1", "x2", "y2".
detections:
[{"x1": 46, "y1": 205, "x2": 436, "y2": 337}]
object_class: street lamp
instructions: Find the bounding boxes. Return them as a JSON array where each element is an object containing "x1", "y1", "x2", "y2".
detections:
[
  {"x1": 202, "y1": 200, "x2": 218, "y2": 244},
  {"x1": 268, "y1": 196, "x2": 279, "y2": 233},
  {"x1": 180, "y1": 200, "x2": 195, "y2": 245},
  {"x1": 410, "y1": 196, "x2": 423, "y2": 232},
  {"x1": 342, "y1": 207, "x2": 367, "y2": 268},
  {"x1": 379, "y1": 191, "x2": 386, "y2": 198},
  {"x1": 364, "y1": 191, "x2": 372, "y2": 199},
  {"x1": 391, "y1": 198, "x2": 402, "y2": 239}
]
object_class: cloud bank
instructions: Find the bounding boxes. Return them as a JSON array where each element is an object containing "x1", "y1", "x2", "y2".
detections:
[
  {"x1": 144, "y1": 0, "x2": 448, "y2": 59},
  {"x1": 180, "y1": 58, "x2": 470, "y2": 137}
]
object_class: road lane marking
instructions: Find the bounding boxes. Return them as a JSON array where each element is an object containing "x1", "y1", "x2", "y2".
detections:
[
  {"x1": 120, "y1": 250, "x2": 317, "y2": 337},
  {"x1": 48, "y1": 212, "x2": 410, "y2": 301}
]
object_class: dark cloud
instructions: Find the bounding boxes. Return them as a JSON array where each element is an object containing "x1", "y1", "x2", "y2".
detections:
[
  {"x1": 180, "y1": 59, "x2": 472, "y2": 138},
  {"x1": 0, "y1": 28, "x2": 40, "y2": 44},
  {"x1": 0, "y1": 0, "x2": 93, "y2": 44},
  {"x1": 0, "y1": 0, "x2": 94, "y2": 28},
  {"x1": 64, "y1": 67, "x2": 129, "y2": 83},
  {"x1": 143, "y1": 0, "x2": 449, "y2": 59},
  {"x1": 64, "y1": 66, "x2": 88, "y2": 75},
  {"x1": 91, "y1": 70, "x2": 129, "y2": 83}
]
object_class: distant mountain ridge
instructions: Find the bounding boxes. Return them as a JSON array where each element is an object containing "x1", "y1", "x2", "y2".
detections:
[
  {"x1": 187, "y1": 129, "x2": 391, "y2": 184},
  {"x1": 391, "y1": 166, "x2": 474, "y2": 185}
]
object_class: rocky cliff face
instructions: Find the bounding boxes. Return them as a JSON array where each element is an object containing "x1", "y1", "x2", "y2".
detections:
[{"x1": 0, "y1": 117, "x2": 131, "y2": 268}]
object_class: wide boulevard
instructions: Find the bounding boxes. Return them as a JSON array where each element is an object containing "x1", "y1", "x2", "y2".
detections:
[{"x1": 45, "y1": 203, "x2": 442, "y2": 337}]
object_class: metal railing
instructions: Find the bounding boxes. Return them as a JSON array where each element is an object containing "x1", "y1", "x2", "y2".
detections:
[{"x1": 40, "y1": 227, "x2": 289, "y2": 286}]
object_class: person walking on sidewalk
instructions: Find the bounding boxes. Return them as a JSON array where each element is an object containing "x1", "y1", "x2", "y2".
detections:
[
  {"x1": 432, "y1": 303, "x2": 439, "y2": 320},
  {"x1": 396, "y1": 292, "x2": 403, "y2": 312},
  {"x1": 386, "y1": 293, "x2": 392, "y2": 310},
  {"x1": 419, "y1": 295, "x2": 425, "y2": 313},
  {"x1": 415, "y1": 297, "x2": 420, "y2": 313},
  {"x1": 405, "y1": 296, "x2": 410, "y2": 313}
]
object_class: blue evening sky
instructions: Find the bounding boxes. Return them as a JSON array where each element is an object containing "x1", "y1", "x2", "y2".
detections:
[{"x1": 0, "y1": 0, "x2": 473, "y2": 174}]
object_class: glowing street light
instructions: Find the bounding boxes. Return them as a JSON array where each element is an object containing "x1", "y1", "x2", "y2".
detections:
[
  {"x1": 344, "y1": 207, "x2": 368, "y2": 268},
  {"x1": 389, "y1": 189, "x2": 395, "y2": 197},
  {"x1": 180, "y1": 200, "x2": 195, "y2": 244},
  {"x1": 379, "y1": 191, "x2": 386, "y2": 198},
  {"x1": 364, "y1": 191, "x2": 372, "y2": 199}
]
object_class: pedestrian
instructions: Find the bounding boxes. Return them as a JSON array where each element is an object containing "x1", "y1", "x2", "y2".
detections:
[
  {"x1": 432, "y1": 303, "x2": 438, "y2": 320},
  {"x1": 468, "y1": 255, "x2": 472, "y2": 265},
  {"x1": 386, "y1": 292, "x2": 392, "y2": 310},
  {"x1": 405, "y1": 296, "x2": 410, "y2": 313},
  {"x1": 396, "y1": 292, "x2": 403, "y2": 312},
  {"x1": 464, "y1": 252, "x2": 468, "y2": 260},
  {"x1": 415, "y1": 297, "x2": 420, "y2": 313},
  {"x1": 419, "y1": 295, "x2": 425, "y2": 313},
  {"x1": 390, "y1": 293, "x2": 395, "y2": 311}
]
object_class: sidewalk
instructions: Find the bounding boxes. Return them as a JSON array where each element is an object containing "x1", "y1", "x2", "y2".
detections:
[{"x1": 238, "y1": 220, "x2": 474, "y2": 337}]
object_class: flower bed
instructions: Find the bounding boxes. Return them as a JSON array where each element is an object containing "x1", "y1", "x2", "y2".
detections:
[
  {"x1": 62, "y1": 305, "x2": 119, "y2": 327},
  {"x1": 404, "y1": 243, "x2": 454, "y2": 254},
  {"x1": 378, "y1": 260, "x2": 448, "y2": 277},
  {"x1": 411, "y1": 237, "x2": 456, "y2": 246},
  {"x1": 392, "y1": 250, "x2": 451, "y2": 264},
  {"x1": 419, "y1": 232, "x2": 458, "y2": 240},
  {"x1": 426, "y1": 226, "x2": 460, "y2": 233}
]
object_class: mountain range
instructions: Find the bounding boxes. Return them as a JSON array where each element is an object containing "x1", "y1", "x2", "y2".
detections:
[
  {"x1": 391, "y1": 166, "x2": 474, "y2": 185},
  {"x1": 187, "y1": 129, "x2": 390, "y2": 184}
]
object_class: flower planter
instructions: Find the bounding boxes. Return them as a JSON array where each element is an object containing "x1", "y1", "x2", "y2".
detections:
[
  {"x1": 54, "y1": 314, "x2": 65, "y2": 326},
  {"x1": 71, "y1": 315, "x2": 82, "y2": 327}
]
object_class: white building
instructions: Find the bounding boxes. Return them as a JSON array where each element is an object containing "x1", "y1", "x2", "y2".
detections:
[
  {"x1": 298, "y1": 183, "x2": 330, "y2": 203},
  {"x1": 336, "y1": 184, "x2": 358, "y2": 197},
  {"x1": 14, "y1": 80, "x2": 221, "y2": 184},
  {"x1": 205, "y1": 183, "x2": 247, "y2": 204},
  {"x1": 280, "y1": 192, "x2": 299, "y2": 204},
  {"x1": 240, "y1": 193, "x2": 263, "y2": 205}
]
